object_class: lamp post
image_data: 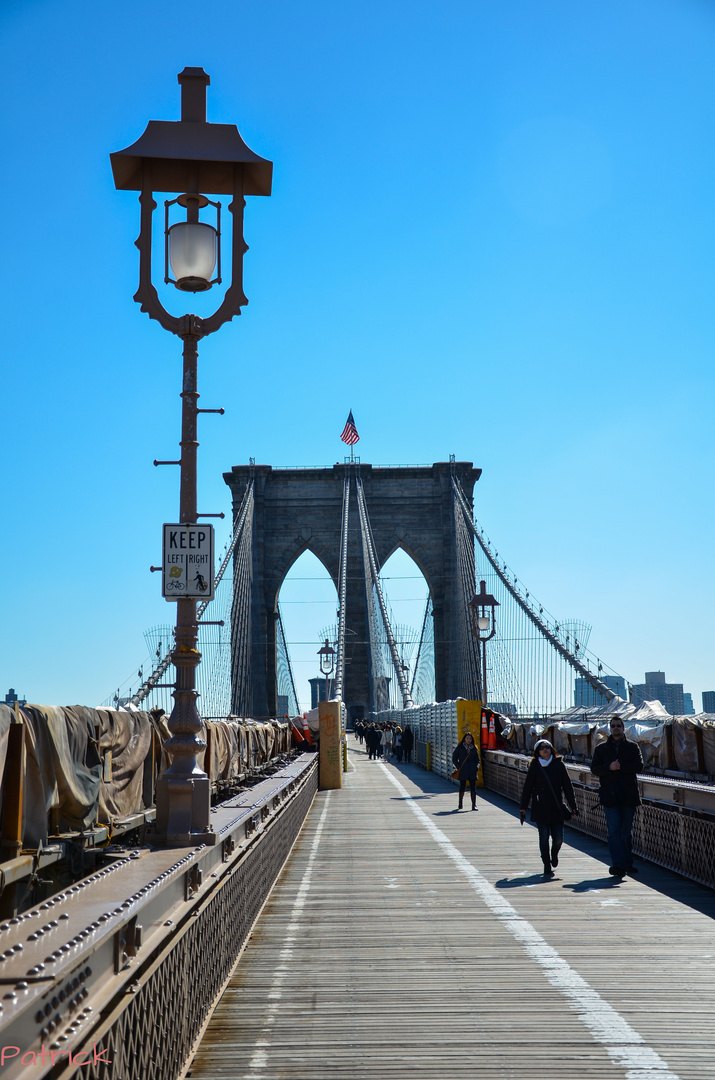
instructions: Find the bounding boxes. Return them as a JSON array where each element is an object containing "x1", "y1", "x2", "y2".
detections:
[
  {"x1": 318, "y1": 639, "x2": 336, "y2": 702},
  {"x1": 468, "y1": 580, "x2": 499, "y2": 708},
  {"x1": 111, "y1": 68, "x2": 272, "y2": 844}
]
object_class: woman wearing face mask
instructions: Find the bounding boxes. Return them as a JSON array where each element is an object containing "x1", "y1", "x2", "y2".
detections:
[{"x1": 519, "y1": 739, "x2": 578, "y2": 876}]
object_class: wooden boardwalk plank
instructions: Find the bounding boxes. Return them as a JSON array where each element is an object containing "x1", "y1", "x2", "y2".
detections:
[{"x1": 187, "y1": 739, "x2": 715, "y2": 1079}]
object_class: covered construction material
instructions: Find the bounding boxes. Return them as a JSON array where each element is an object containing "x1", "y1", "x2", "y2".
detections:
[
  {"x1": 501, "y1": 700, "x2": 715, "y2": 778},
  {"x1": 0, "y1": 705, "x2": 292, "y2": 849}
]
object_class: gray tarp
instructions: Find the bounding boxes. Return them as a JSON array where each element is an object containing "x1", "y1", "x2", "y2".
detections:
[
  {"x1": 504, "y1": 702, "x2": 715, "y2": 775},
  {"x1": 4, "y1": 706, "x2": 289, "y2": 848},
  {"x1": 0, "y1": 705, "x2": 13, "y2": 799},
  {"x1": 702, "y1": 717, "x2": 715, "y2": 774},
  {"x1": 22, "y1": 705, "x2": 102, "y2": 846},
  {"x1": 96, "y1": 708, "x2": 153, "y2": 822}
]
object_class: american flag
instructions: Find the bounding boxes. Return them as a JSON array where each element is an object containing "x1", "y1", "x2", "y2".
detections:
[{"x1": 340, "y1": 411, "x2": 360, "y2": 445}]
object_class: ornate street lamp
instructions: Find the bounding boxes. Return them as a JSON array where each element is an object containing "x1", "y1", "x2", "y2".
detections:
[
  {"x1": 318, "y1": 639, "x2": 336, "y2": 702},
  {"x1": 111, "y1": 68, "x2": 272, "y2": 844},
  {"x1": 468, "y1": 580, "x2": 499, "y2": 708}
]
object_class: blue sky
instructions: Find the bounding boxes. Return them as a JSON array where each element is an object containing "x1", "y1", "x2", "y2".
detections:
[{"x1": 2, "y1": 0, "x2": 714, "y2": 712}]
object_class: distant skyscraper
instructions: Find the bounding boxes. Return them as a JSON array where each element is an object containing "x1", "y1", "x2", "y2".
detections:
[
  {"x1": 574, "y1": 676, "x2": 626, "y2": 708},
  {"x1": 630, "y1": 671, "x2": 684, "y2": 714},
  {"x1": 309, "y1": 678, "x2": 329, "y2": 709},
  {"x1": 703, "y1": 691, "x2": 715, "y2": 713},
  {"x1": 683, "y1": 693, "x2": 695, "y2": 715},
  {"x1": 3, "y1": 688, "x2": 26, "y2": 707}
]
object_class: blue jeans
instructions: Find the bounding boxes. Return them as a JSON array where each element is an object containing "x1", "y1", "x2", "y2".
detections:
[
  {"x1": 537, "y1": 823, "x2": 563, "y2": 866},
  {"x1": 602, "y1": 805, "x2": 636, "y2": 869}
]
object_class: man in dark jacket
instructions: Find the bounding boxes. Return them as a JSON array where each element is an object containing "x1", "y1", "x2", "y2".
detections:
[{"x1": 590, "y1": 715, "x2": 643, "y2": 878}]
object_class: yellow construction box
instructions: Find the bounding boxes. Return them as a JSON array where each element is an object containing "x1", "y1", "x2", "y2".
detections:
[{"x1": 319, "y1": 700, "x2": 343, "y2": 789}]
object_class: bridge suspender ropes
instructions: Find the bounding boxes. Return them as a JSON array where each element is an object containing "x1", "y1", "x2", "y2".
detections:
[
  {"x1": 332, "y1": 470, "x2": 351, "y2": 704},
  {"x1": 129, "y1": 478, "x2": 259, "y2": 716},
  {"x1": 451, "y1": 475, "x2": 620, "y2": 715},
  {"x1": 356, "y1": 473, "x2": 415, "y2": 709}
]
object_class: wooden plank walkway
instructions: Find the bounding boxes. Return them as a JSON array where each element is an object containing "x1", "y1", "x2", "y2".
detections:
[{"x1": 187, "y1": 737, "x2": 715, "y2": 1080}]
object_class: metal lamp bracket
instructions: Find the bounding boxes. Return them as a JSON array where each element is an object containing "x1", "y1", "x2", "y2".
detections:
[{"x1": 133, "y1": 165, "x2": 248, "y2": 340}]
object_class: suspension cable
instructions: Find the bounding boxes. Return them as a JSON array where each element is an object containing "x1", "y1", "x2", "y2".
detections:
[
  {"x1": 355, "y1": 476, "x2": 414, "y2": 708},
  {"x1": 451, "y1": 477, "x2": 615, "y2": 703},
  {"x1": 332, "y1": 469, "x2": 351, "y2": 702},
  {"x1": 276, "y1": 605, "x2": 300, "y2": 715},
  {"x1": 130, "y1": 479, "x2": 255, "y2": 707},
  {"x1": 410, "y1": 595, "x2": 431, "y2": 700}
]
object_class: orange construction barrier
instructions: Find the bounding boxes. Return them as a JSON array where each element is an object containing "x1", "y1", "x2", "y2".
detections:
[
  {"x1": 481, "y1": 709, "x2": 489, "y2": 749},
  {"x1": 487, "y1": 715, "x2": 497, "y2": 751},
  {"x1": 302, "y1": 714, "x2": 313, "y2": 746},
  {"x1": 291, "y1": 724, "x2": 306, "y2": 747}
]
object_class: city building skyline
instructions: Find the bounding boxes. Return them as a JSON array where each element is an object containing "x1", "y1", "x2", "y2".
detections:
[
  {"x1": 631, "y1": 671, "x2": 685, "y2": 715},
  {"x1": 574, "y1": 676, "x2": 627, "y2": 709}
]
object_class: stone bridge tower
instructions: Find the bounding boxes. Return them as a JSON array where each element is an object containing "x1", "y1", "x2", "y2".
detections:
[{"x1": 223, "y1": 461, "x2": 481, "y2": 722}]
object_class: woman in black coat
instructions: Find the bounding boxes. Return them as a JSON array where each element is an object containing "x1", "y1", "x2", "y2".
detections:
[
  {"x1": 452, "y1": 732, "x2": 480, "y2": 811},
  {"x1": 402, "y1": 725, "x2": 414, "y2": 763},
  {"x1": 365, "y1": 724, "x2": 381, "y2": 760},
  {"x1": 519, "y1": 739, "x2": 578, "y2": 875}
]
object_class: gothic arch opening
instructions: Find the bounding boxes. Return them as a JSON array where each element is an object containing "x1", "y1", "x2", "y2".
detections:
[
  {"x1": 277, "y1": 549, "x2": 338, "y2": 714},
  {"x1": 377, "y1": 547, "x2": 434, "y2": 707}
]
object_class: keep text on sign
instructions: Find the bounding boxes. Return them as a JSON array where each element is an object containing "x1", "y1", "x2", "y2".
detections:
[{"x1": 162, "y1": 524, "x2": 215, "y2": 601}]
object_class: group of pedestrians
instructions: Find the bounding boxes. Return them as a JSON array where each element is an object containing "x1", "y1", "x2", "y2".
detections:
[
  {"x1": 355, "y1": 721, "x2": 414, "y2": 763},
  {"x1": 518, "y1": 714, "x2": 643, "y2": 878},
  {"x1": 357, "y1": 712, "x2": 643, "y2": 880},
  {"x1": 448, "y1": 715, "x2": 643, "y2": 880}
]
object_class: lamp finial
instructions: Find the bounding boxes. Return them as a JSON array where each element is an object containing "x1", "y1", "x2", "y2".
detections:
[{"x1": 178, "y1": 67, "x2": 210, "y2": 122}]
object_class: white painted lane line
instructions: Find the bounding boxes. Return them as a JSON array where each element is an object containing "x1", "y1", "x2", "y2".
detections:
[
  {"x1": 243, "y1": 793, "x2": 332, "y2": 1078},
  {"x1": 381, "y1": 765, "x2": 680, "y2": 1080}
]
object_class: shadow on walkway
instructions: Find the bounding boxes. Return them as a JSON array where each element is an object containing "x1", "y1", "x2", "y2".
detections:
[{"x1": 370, "y1": 750, "x2": 715, "y2": 920}]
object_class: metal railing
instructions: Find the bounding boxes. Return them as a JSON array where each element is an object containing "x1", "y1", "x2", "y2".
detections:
[
  {"x1": 0, "y1": 755, "x2": 318, "y2": 1080},
  {"x1": 483, "y1": 750, "x2": 715, "y2": 890}
]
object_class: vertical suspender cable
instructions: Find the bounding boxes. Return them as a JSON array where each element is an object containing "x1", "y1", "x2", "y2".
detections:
[
  {"x1": 356, "y1": 476, "x2": 414, "y2": 708},
  {"x1": 332, "y1": 470, "x2": 351, "y2": 702},
  {"x1": 451, "y1": 477, "x2": 615, "y2": 705},
  {"x1": 131, "y1": 479, "x2": 254, "y2": 708}
]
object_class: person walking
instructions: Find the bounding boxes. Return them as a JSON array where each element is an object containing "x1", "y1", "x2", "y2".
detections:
[
  {"x1": 365, "y1": 723, "x2": 380, "y2": 761},
  {"x1": 380, "y1": 725, "x2": 393, "y2": 761},
  {"x1": 590, "y1": 715, "x2": 643, "y2": 877},
  {"x1": 452, "y1": 732, "x2": 480, "y2": 811},
  {"x1": 519, "y1": 739, "x2": 578, "y2": 876},
  {"x1": 393, "y1": 727, "x2": 403, "y2": 763},
  {"x1": 402, "y1": 724, "x2": 414, "y2": 764}
]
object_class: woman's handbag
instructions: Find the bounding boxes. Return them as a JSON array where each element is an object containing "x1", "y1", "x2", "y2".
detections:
[
  {"x1": 451, "y1": 746, "x2": 474, "y2": 782},
  {"x1": 541, "y1": 766, "x2": 573, "y2": 821}
]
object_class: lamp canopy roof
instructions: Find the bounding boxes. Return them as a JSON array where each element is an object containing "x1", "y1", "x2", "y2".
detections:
[
  {"x1": 469, "y1": 579, "x2": 499, "y2": 610},
  {"x1": 110, "y1": 67, "x2": 273, "y2": 196}
]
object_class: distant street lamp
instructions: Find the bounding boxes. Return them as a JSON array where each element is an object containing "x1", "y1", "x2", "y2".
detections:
[
  {"x1": 468, "y1": 579, "x2": 499, "y2": 708},
  {"x1": 318, "y1": 639, "x2": 336, "y2": 702},
  {"x1": 111, "y1": 68, "x2": 272, "y2": 844}
]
